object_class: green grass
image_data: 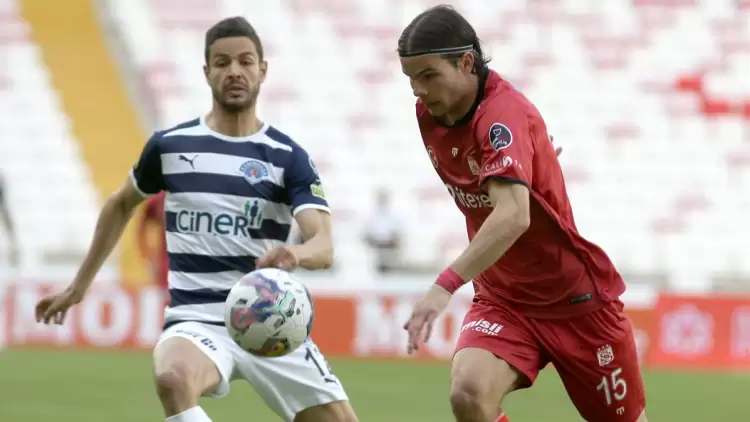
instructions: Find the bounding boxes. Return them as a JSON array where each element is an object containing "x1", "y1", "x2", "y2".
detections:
[{"x1": 0, "y1": 349, "x2": 747, "y2": 421}]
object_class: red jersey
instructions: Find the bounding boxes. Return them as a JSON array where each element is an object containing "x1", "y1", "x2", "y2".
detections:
[
  {"x1": 138, "y1": 191, "x2": 168, "y2": 289},
  {"x1": 418, "y1": 70, "x2": 625, "y2": 319}
]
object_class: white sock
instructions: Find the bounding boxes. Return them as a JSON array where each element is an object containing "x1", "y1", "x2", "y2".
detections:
[{"x1": 166, "y1": 406, "x2": 212, "y2": 422}]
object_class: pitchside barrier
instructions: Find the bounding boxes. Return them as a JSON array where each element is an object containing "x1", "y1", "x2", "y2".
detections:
[{"x1": 1, "y1": 279, "x2": 749, "y2": 370}]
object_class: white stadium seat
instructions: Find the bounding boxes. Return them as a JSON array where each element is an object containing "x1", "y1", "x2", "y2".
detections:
[
  {"x1": 57, "y1": 0, "x2": 750, "y2": 286},
  {"x1": 0, "y1": 0, "x2": 116, "y2": 279}
]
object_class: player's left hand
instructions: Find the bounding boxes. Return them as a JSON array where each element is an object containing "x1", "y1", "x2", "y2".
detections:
[
  {"x1": 403, "y1": 284, "x2": 452, "y2": 355},
  {"x1": 256, "y1": 246, "x2": 300, "y2": 271}
]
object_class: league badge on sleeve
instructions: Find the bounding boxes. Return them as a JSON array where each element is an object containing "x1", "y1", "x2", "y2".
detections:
[
  {"x1": 488, "y1": 123, "x2": 513, "y2": 150},
  {"x1": 239, "y1": 159, "x2": 271, "y2": 185},
  {"x1": 310, "y1": 183, "x2": 326, "y2": 200}
]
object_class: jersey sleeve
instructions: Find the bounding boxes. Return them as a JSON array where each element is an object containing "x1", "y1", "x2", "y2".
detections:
[
  {"x1": 130, "y1": 133, "x2": 167, "y2": 196},
  {"x1": 475, "y1": 103, "x2": 534, "y2": 189},
  {"x1": 284, "y1": 147, "x2": 330, "y2": 215}
]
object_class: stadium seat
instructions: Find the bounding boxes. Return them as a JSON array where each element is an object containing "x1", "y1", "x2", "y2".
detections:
[
  {"x1": 0, "y1": 0, "x2": 111, "y2": 276},
  {"x1": 105, "y1": 0, "x2": 749, "y2": 286}
]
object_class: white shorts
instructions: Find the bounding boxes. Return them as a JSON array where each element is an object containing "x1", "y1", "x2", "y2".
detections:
[{"x1": 155, "y1": 321, "x2": 349, "y2": 421}]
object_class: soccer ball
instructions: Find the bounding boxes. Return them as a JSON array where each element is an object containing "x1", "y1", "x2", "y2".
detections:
[{"x1": 224, "y1": 268, "x2": 313, "y2": 357}]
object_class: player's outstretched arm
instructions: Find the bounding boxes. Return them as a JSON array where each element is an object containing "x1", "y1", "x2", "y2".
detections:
[
  {"x1": 290, "y1": 209, "x2": 334, "y2": 270},
  {"x1": 73, "y1": 179, "x2": 146, "y2": 287},
  {"x1": 449, "y1": 180, "x2": 530, "y2": 282},
  {"x1": 404, "y1": 181, "x2": 530, "y2": 353},
  {"x1": 35, "y1": 178, "x2": 146, "y2": 324}
]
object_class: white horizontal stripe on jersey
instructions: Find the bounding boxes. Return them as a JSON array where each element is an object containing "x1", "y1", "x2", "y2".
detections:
[
  {"x1": 163, "y1": 121, "x2": 292, "y2": 151},
  {"x1": 168, "y1": 270, "x2": 245, "y2": 292},
  {"x1": 165, "y1": 192, "x2": 294, "y2": 226},
  {"x1": 165, "y1": 231, "x2": 285, "y2": 257},
  {"x1": 161, "y1": 152, "x2": 286, "y2": 185},
  {"x1": 164, "y1": 303, "x2": 225, "y2": 325},
  {"x1": 293, "y1": 203, "x2": 331, "y2": 216}
]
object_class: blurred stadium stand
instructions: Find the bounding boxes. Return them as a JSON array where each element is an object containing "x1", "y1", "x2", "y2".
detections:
[
  {"x1": 2, "y1": 0, "x2": 749, "y2": 289},
  {"x1": 0, "y1": 0, "x2": 106, "y2": 276}
]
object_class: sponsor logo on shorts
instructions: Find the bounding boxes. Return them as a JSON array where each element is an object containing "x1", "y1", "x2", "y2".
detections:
[
  {"x1": 176, "y1": 329, "x2": 218, "y2": 352},
  {"x1": 597, "y1": 344, "x2": 614, "y2": 366},
  {"x1": 461, "y1": 319, "x2": 503, "y2": 336}
]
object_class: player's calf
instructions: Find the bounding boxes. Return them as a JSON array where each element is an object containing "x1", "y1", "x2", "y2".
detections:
[
  {"x1": 294, "y1": 400, "x2": 358, "y2": 422},
  {"x1": 153, "y1": 337, "x2": 222, "y2": 418},
  {"x1": 450, "y1": 348, "x2": 522, "y2": 422}
]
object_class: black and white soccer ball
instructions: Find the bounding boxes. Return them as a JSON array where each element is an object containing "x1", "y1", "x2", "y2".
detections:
[{"x1": 224, "y1": 268, "x2": 313, "y2": 357}]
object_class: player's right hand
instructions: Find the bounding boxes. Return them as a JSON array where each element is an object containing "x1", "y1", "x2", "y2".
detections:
[
  {"x1": 35, "y1": 286, "x2": 85, "y2": 325},
  {"x1": 403, "y1": 284, "x2": 452, "y2": 355}
]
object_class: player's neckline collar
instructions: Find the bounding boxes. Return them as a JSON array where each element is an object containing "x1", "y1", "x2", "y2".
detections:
[
  {"x1": 436, "y1": 69, "x2": 489, "y2": 128},
  {"x1": 199, "y1": 115, "x2": 270, "y2": 143}
]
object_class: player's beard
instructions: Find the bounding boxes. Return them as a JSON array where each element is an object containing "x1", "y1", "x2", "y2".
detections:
[{"x1": 213, "y1": 84, "x2": 260, "y2": 113}]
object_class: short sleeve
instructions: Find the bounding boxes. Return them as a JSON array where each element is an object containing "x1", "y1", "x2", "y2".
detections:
[
  {"x1": 129, "y1": 133, "x2": 167, "y2": 196},
  {"x1": 284, "y1": 147, "x2": 330, "y2": 215},
  {"x1": 475, "y1": 105, "x2": 533, "y2": 189}
]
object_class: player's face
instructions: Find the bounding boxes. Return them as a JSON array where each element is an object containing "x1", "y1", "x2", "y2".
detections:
[
  {"x1": 401, "y1": 53, "x2": 474, "y2": 118},
  {"x1": 204, "y1": 36, "x2": 267, "y2": 113}
]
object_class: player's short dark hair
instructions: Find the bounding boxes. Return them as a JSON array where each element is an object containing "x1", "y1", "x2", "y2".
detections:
[
  {"x1": 204, "y1": 16, "x2": 264, "y2": 63},
  {"x1": 397, "y1": 5, "x2": 490, "y2": 74}
]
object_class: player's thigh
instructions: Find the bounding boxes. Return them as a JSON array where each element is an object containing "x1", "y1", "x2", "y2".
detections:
[
  {"x1": 235, "y1": 340, "x2": 351, "y2": 422},
  {"x1": 545, "y1": 302, "x2": 646, "y2": 421},
  {"x1": 153, "y1": 322, "x2": 236, "y2": 398},
  {"x1": 452, "y1": 300, "x2": 545, "y2": 404}
]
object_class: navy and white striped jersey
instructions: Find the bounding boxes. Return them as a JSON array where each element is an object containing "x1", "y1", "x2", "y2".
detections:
[{"x1": 130, "y1": 117, "x2": 329, "y2": 326}]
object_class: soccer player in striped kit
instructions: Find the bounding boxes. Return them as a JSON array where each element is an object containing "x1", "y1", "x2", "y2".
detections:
[{"x1": 35, "y1": 16, "x2": 357, "y2": 422}]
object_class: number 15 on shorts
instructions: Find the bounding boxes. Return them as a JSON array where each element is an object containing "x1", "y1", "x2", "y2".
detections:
[{"x1": 597, "y1": 368, "x2": 627, "y2": 407}]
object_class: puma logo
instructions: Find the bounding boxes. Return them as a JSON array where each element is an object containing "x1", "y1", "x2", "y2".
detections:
[{"x1": 178, "y1": 154, "x2": 197, "y2": 169}]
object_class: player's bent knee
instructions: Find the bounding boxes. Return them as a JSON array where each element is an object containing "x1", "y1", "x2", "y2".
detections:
[
  {"x1": 449, "y1": 381, "x2": 484, "y2": 416},
  {"x1": 451, "y1": 348, "x2": 521, "y2": 400},
  {"x1": 153, "y1": 337, "x2": 221, "y2": 414},
  {"x1": 293, "y1": 400, "x2": 358, "y2": 422},
  {"x1": 154, "y1": 364, "x2": 194, "y2": 402},
  {"x1": 450, "y1": 348, "x2": 522, "y2": 420}
]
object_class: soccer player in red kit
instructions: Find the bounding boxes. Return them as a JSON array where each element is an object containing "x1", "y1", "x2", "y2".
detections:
[
  {"x1": 137, "y1": 190, "x2": 168, "y2": 291},
  {"x1": 400, "y1": 6, "x2": 647, "y2": 422}
]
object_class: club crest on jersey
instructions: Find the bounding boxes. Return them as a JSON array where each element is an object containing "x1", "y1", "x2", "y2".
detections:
[
  {"x1": 467, "y1": 157, "x2": 480, "y2": 175},
  {"x1": 597, "y1": 344, "x2": 615, "y2": 366},
  {"x1": 489, "y1": 123, "x2": 513, "y2": 150},
  {"x1": 426, "y1": 147, "x2": 438, "y2": 168},
  {"x1": 239, "y1": 159, "x2": 270, "y2": 185}
]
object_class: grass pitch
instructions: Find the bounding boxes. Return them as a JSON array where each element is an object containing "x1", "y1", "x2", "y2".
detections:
[{"x1": 0, "y1": 349, "x2": 747, "y2": 421}]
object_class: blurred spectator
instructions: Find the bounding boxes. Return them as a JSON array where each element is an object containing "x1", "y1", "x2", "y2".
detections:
[
  {"x1": 363, "y1": 189, "x2": 403, "y2": 274},
  {"x1": 136, "y1": 191, "x2": 168, "y2": 290},
  {"x1": 0, "y1": 173, "x2": 18, "y2": 267}
]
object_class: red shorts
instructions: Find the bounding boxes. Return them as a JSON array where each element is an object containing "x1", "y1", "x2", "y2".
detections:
[{"x1": 456, "y1": 299, "x2": 646, "y2": 422}]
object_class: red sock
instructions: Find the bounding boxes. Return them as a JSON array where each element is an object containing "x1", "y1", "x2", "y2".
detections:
[{"x1": 495, "y1": 413, "x2": 510, "y2": 422}]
